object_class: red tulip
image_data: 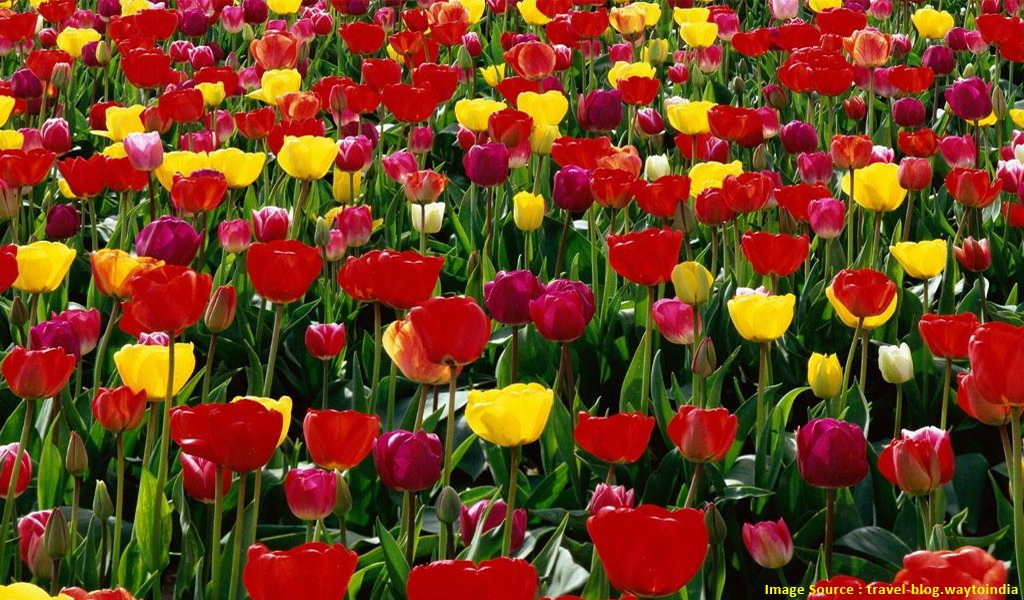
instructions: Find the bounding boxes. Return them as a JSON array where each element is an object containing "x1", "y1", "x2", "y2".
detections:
[
  {"x1": 305, "y1": 323, "x2": 347, "y2": 360},
  {"x1": 170, "y1": 170, "x2": 228, "y2": 214},
  {"x1": 0, "y1": 443, "x2": 31, "y2": 499},
  {"x1": 57, "y1": 155, "x2": 107, "y2": 198},
  {"x1": 120, "y1": 48, "x2": 173, "y2": 89},
  {"x1": 504, "y1": 41, "x2": 556, "y2": 81},
  {"x1": 0, "y1": 149, "x2": 56, "y2": 188},
  {"x1": 244, "y1": 542, "x2": 358, "y2": 600},
  {"x1": 249, "y1": 30, "x2": 300, "y2": 69},
  {"x1": 606, "y1": 227, "x2": 682, "y2": 286},
  {"x1": 170, "y1": 399, "x2": 283, "y2": 472},
  {"x1": 488, "y1": 108, "x2": 533, "y2": 148},
  {"x1": 407, "y1": 558, "x2": 538, "y2": 600},
  {"x1": 878, "y1": 426, "x2": 954, "y2": 496},
  {"x1": 247, "y1": 240, "x2": 323, "y2": 304},
  {"x1": 893, "y1": 547, "x2": 1007, "y2": 595},
  {"x1": 529, "y1": 279, "x2": 595, "y2": 342},
  {"x1": 967, "y1": 321, "x2": 1024, "y2": 407},
  {"x1": 180, "y1": 453, "x2": 231, "y2": 504},
  {"x1": 92, "y1": 386, "x2": 147, "y2": 433},
  {"x1": 339, "y1": 22, "x2": 385, "y2": 54},
  {"x1": 303, "y1": 409, "x2": 380, "y2": 470},
  {"x1": 158, "y1": 88, "x2": 205, "y2": 123},
  {"x1": 667, "y1": 406, "x2": 738, "y2": 463},
  {"x1": 408, "y1": 296, "x2": 491, "y2": 366},
  {"x1": 235, "y1": 107, "x2": 277, "y2": 140},
  {"x1": 590, "y1": 168, "x2": 637, "y2": 210},
  {"x1": 121, "y1": 265, "x2": 212, "y2": 336},
  {"x1": 945, "y1": 168, "x2": 1001, "y2": 209},
  {"x1": 829, "y1": 268, "x2": 897, "y2": 319},
  {"x1": 829, "y1": 134, "x2": 873, "y2": 170},
  {"x1": 954, "y1": 237, "x2": 991, "y2": 273},
  {"x1": 633, "y1": 176, "x2": 690, "y2": 218},
  {"x1": 722, "y1": 172, "x2": 773, "y2": 213},
  {"x1": 574, "y1": 412, "x2": 654, "y2": 464},
  {"x1": 707, "y1": 105, "x2": 764, "y2": 147},
  {"x1": 2, "y1": 346, "x2": 76, "y2": 400},
  {"x1": 740, "y1": 232, "x2": 810, "y2": 278},
  {"x1": 103, "y1": 157, "x2": 150, "y2": 193},
  {"x1": 587, "y1": 505, "x2": 708, "y2": 597},
  {"x1": 361, "y1": 58, "x2": 403, "y2": 90},
  {"x1": 898, "y1": 128, "x2": 940, "y2": 157},
  {"x1": 338, "y1": 249, "x2": 444, "y2": 310},
  {"x1": 382, "y1": 84, "x2": 439, "y2": 123},
  {"x1": 956, "y1": 373, "x2": 1012, "y2": 426},
  {"x1": 796, "y1": 418, "x2": 868, "y2": 489},
  {"x1": 694, "y1": 187, "x2": 736, "y2": 226},
  {"x1": 618, "y1": 76, "x2": 659, "y2": 107},
  {"x1": 918, "y1": 312, "x2": 980, "y2": 360}
]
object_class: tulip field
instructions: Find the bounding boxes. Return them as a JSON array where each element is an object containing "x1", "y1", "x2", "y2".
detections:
[{"x1": 6, "y1": 0, "x2": 1024, "y2": 599}]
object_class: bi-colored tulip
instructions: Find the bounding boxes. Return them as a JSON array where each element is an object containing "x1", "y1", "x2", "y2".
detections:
[
  {"x1": 878, "y1": 427, "x2": 954, "y2": 496},
  {"x1": 667, "y1": 406, "x2": 738, "y2": 463},
  {"x1": 742, "y1": 519, "x2": 794, "y2": 569},
  {"x1": 283, "y1": 468, "x2": 337, "y2": 521}
]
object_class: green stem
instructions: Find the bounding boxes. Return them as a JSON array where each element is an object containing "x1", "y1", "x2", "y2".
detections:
[
  {"x1": 0, "y1": 399, "x2": 34, "y2": 581},
  {"x1": 755, "y1": 342, "x2": 769, "y2": 452},
  {"x1": 442, "y1": 366, "x2": 458, "y2": 487},
  {"x1": 321, "y1": 359, "x2": 329, "y2": 410},
  {"x1": 112, "y1": 434, "x2": 125, "y2": 585},
  {"x1": 684, "y1": 463, "x2": 703, "y2": 509},
  {"x1": 403, "y1": 491, "x2": 416, "y2": 564},
  {"x1": 92, "y1": 301, "x2": 120, "y2": 395},
  {"x1": 210, "y1": 465, "x2": 224, "y2": 597},
  {"x1": 227, "y1": 472, "x2": 248, "y2": 600},
  {"x1": 150, "y1": 333, "x2": 176, "y2": 596},
  {"x1": 288, "y1": 180, "x2": 312, "y2": 240},
  {"x1": 369, "y1": 303, "x2": 382, "y2": 413},
  {"x1": 1010, "y1": 409, "x2": 1024, "y2": 600},
  {"x1": 940, "y1": 358, "x2": 952, "y2": 430},
  {"x1": 554, "y1": 210, "x2": 572, "y2": 277},
  {"x1": 386, "y1": 357, "x2": 398, "y2": 432},
  {"x1": 263, "y1": 304, "x2": 285, "y2": 396},
  {"x1": 893, "y1": 384, "x2": 904, "y2": 440},
  {"x1": 501, "y1": 446, "x2": 521, "y2": 557},
  {"x1": 640, "y1": 286, "x2": 655, "y2": 415},
  {"x1": 200, "y1": 334, "x2": 218, "y2": 404}
]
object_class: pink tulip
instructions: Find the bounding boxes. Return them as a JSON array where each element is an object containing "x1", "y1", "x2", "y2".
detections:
[
  {"x1": 284, "y1": 467, "x2": 337, "y2": 521},
  {"x1": 742, "y1": 519, "x2": 794, "y2": 569}
]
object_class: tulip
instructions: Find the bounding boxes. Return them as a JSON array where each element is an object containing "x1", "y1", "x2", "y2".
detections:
[
  {"x1": 919, "y1": 312, "x2": 979, "y2": 359},
  {"x1": 577, "y1": 89, "x2": 623, "y2": 133},
  {"x1": 668, "y1": 406, "x2": 738, "y2": 464},
  {"x1": 893, "y1": 547, "x2": 1007, "y2": 595},
  {"x1": 17, "y1": 510, "x2": 52, "y2": 577},
  {"x1": 808, "y1": 353, "x2": 842, "y2": 399},
  {"x1": 284, "y1": 467, "x2": 337, "y2": 521},
  {"x1": 2, "y1": 346, "x2": 76, "y2": 401},
  {"x1": 957, "y1": 373, "x2": 1011, "y2": 426},
  {"x1": 939, "y1": 135, "x2": 976, "y2": 169},
  {"x1": 588, "y1": 505, "x2": 708, "y2": 598},
  {"x1": 889, "y1": 240, "x2": 947, "y2": 281},
  {"x1": 742, "y1": 519, "x2": 794, "y2": 569},
  {"x1": 671, "y1": 261, "x2": 714, "y2": 305},
  {"x1": 727, "y1": 291, "x2": 795, "y2": 343},
  {"x1": 0, "y1": 444, "x2": 31, "y2": 500},
  {"x1": 797, "y1": 152, "x2": 833, "y2": 185},
  {"x1": 218, "y1": 220, "x2": 252, "y2": 253},
  {"x1": 459, "y1": 499, "x2": 527, "y2": 550},
  {"x1": 44, "y1": 204, "x2": 80, "y2": 241},
  {"x1": 808, "y1": 197, "x2": 846, "y2": 240},
  {"x1": 464, "y1": 143, "x2": 510, "y2": 187},
  {"x1": 12, "y1": 241, "x2": 75, "y2": 294},
  {"x1": 407, "y1": 558, "x2": 537, "y2": 600},
  {"x1": 123, "y1": 131, "x2": 163, "y2": 171},
  {"x1": 945, "y1": 77, "x2": 992, "y2": 123},
  {"x1": 90, "y1": 249, "x2": 161, "y2": 298},
  {"x1": 827, "y1": 268, "x2": 897, "y2": 322},
  {"x1": 607, "y1": 228, "x2": 683, "y2": 287},
  {"x1": 113, "y1": 343, "x2": 196, "y2": 400},
  {"x1": 180, "y1": 453, "x2": 231, "y2": 504},
  {"x1": 897, "y1": 157, "x2": 932, "y2": 194},
  {"x1": 912, "y1": 7, "x2": 955, "y2": 39},
  {"x1": 780, "y1": 120, "x2": 818, "y2": 154},
  {"x1": 243, "y1": 543, "x2": 358, "y2": 600},
  {"x1": 277, "y1": 135, "x2": 339, "y2": 180},
  {"x1": 466, "y1": 383, "x2": 554, "y2": 447},
  {"x1": 121, "y1": 265, "x2": 212, "y2": 336},
  {"x1": 373, "y1": 429, "x2": 442, "y2": 492},
  {"x1": 574, "y1": 412, "x2": 654, "y2": 465},
  {"x1": 797, "y1": 418, "x2": 868, "y2": 489},
  {"x1": 170, "y1": 400, "x2": 283, "y2": 473},
  {"x1": 305, "y1": 323, "x2": 347, "y2": 360},
  {"x1": 403, "y1": 171, "x2": 446, "y2": 205},
  {"x1": 247, "y1": 240, "x2": 323, "y2": 304},
  {"x1": 588, "y1": 483, "x2": 636, "y2": 515},
  {"x1": 135, "y1": 217, "x2": 202, "y2": 266},
  {"x1": 383, "y1": 318, "x2": 455, "y2": 387},
  {"x1": 946, "y1": 168, "x2": 1000, "y2": 209},
  {"x1": 841, "y1": 162, "x2": 907, "y2": 214},
  {"x1": 652, "y1": 298, "x2": 698, "y2": 345},
  {"x1": 878, "y1": 427, "x2": 954, "y2": 496},
  {"x1": 338, "y1": 249, "x2": 444, "y2": 309},
  {"x1": 484, "y1": 270, "x2": 544, "y2": 326},
  {"x1": 954, "y1": 237, "x2": 990, "y2": 272},
  {"x1": 666, "y1": 100, "x2": 714, "y2": 136},
  {"x1": 454, "y1": 98, "x2": 507, "y2": 132},
  {"x1": 409, "y1": 296, "x2": 491, "y2": 368},
  {"x1": 529, "y1": 279, "x2": 595, "y2": 342},
  {"x1": 91, "y1": 386, "x2": 147, "y2": 434},
  {"x1": 844, "y1": 28, "x2": 891, "y2": 67},
  {"x1": 29, "y1": 320, "x2": 80, "y2": 359},
  {"x1": 741, "y1": 232, "x2": 810, "y2": 280},
  {"x1": 303, "y1": 409, "x2": 379, "y2": 471}
]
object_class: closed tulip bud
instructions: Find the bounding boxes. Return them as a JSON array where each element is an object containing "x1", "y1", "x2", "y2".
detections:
[
  {"x1": 93, "y1": 481, "x2": 114, "y2": 520},
  {"x1": 954, "y1": 237, "x2": 990, "y2": 272},
  {"x1": 742, "y1": 519, "x2": 793, "y2": 569},
  {"x1": 751, "y1": 144, "x2": 769, "y2": 171},
  {"x1": 204, "y1": 285, "x2": 238, "y2": 334},
  {"x1": 40, "y1": 118, "x2": 71, "y2": 155},
  {"x1": 314, "y1": 217, "x2": 331, "y2": 248},
  {"x1": 45, "y1": 204, "x2": 81, "y2": 241},
  {"x1": 409, "y1": 126, "x2": 434, "y2": 154},
  {"x1": 49, "y1": 63, "x2": 71, "y2": 90},
  {"x1": 94, "y1": 41, "x2": 112, "y2": 66},
  {"x1": 218, "y1": 219, "x2": 252, "y2": 253},
  {"x1": 671, "y1": 261, "x2": 714, "y2": 305},
  {"x1": 844, "y1": 96, "x2": 867, "y2": 121},
  {"x1": 897, "y1": 157, "x2": 932, "y2": 191},
  {"x1": 43, "y1": 509, "x2": 69, "y2": 560},
  {"x1": 10, "y1": 297, "x2": 29, "y2": 328},
  {"x1": 992, "y1": 85, "x2": 1007, "y2": 120},
  {"x1": 807, "y1": 197, "x2": 846, "y2": 239},
  {"x1": 652, "y1": 299, "x2": 698, "y2": 345},
  {"x1": 65, "y1": 432, "x2": 88, "y2": 479},
  {"x1": 691, "y1": 336, "x2": 717, "y2": 377},
  {"x1": 763, "y1": 84, "x2": 788, "y2": 109},
  {"x1": 513, "y1": 191, "x2": 545, "y2": 231},
  {"x1": 459, "y1": 499, "x2": 527, "y2": 550},
  {"x1": 436, "y1": 485, "x2": 462, "y2": 524},
  {"x1": 410, "y1": 202, "x2": 445, "y2": 234},
  {"x1": 807, "y1": 352, "x2": 841, "y2": 399},
  {"x1": 731, "y1": 76, "x2": 744, "y2": 95},
  {"x1": 704, "y1": 502, "x2": 727, "y2": 545},
  {"x1": 335, "y1": 205, "x2": 372, "y2": 247},
  {"x1": 588, "y1": 483, "x2": 635, "y2": 514},
  {"x1": 252, "y1": 206, "x2": 290, "y2": 243},
  {"x1": 305, "y1": 323, "x2": 346, "y2": 360},
  {"x1": 892, "y1": 98, "x2": 926, "y2": 128},
  {"x1": 879, "y1": 342, "x2": 913, "y2": 384},
  {"x1": 644, "y1": 154, "x2": 671, "y2": 180},
  {"x1": 878, "y1": 427, "x2": 954, "y2": 496},
  {"x1": 334, "y1": 474, "x2": 352, "y2": 516}
]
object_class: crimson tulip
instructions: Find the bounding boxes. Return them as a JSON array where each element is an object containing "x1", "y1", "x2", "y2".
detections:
[
  {"x1": 459, "y1": 500, "x2": 527, "y2": 551},
  {"x1": 372, "y1": 429, "x2": 442, "y2": 492},
  {"x1": 303, "y1": 409, "x2": 379, "y2": 470},
  {"x1": 247, "y1": 240, "x2": 323, "y2": 304},
  {"x1": 407, "y1": 558, "x2": 538, "y2": 600},
  {"x1": 0, "y1": 443, "x2": 31, "y2": 499},
  {"x1": 284, "y1": 467, "x2": 337, "y2": 521},
  {"x1": 484, "y1": 270, "x2": 544, "y2": 326},
  {"x1": 529, "y1": 279, "x2": 595, "y2": 342},
  {"x1": 878, "y1": 426, "x2": 954, "y2": 496},
  {"x1": 338, "y1": 249, "x2": 444, "y2": 310},
  {"x1": 918, "y1": 313, "x2": 979, "y2": 360},
  {"x1": 708, "y1": 105, "x2": 764, "y2": 147},
  {"x1": 740, "y1": 232, "x2": 810, "y2": 278},
  {"x1": 305, "y1": 323, "x2": 347, "y2": 360},
  {"x1": 180, "y1": 453, "x2": 232, "y2": 504},
  {"x1": 408, "y1": 296, "x2": 491, "y2": 366},
  {"x1": 574, "y1": 412, "x2": 654, "y2": 464},
  {"x1": 633, "y1": 176, "x2": 690, "y2": 218},
  {"x1": 944, "y1": 77, "x2": 992, "y2": 122},
  {"x1": 170, "y1": 399, "x2": 283, "y2": 472},
  {"x1": 91, "y1": 386, "x2": 147, "y2": 434},
  {"x1": 796, "y1": 418, "x2": 868, "y2": 489},
  {"x1": 244, "y1": 542, "x2": 358, "y2": 600},
  {"x1": 121, "y1": 265, "x2": 212, "y2": 336},
  {"x1": 2, "y1": 346, "x2": 76, "y2": 400},
  {"x1": 722, "y1": 172, "x2": 773, "y2": 213},
  {"x1": 382, "y1": 84, "x2": 439, "y2": 122},
  {"x1": 954, "y1": 237, "x2": 990, "y2": 273},
  {"x1": 587, "y1": 505, "x2": 708, "y2": 597},
  {"x1": 607, "y1": 228, "x2": 683, "y2": 286},
  {"x1": 339, "y1": 22, "x2": 385, "y2": 54},
  {"x1": 945, "y1": 168, "x2": 1001, "y2": 209},
  {"x1": 667, "y1": 406, "x2": 738, "y2": 463}
]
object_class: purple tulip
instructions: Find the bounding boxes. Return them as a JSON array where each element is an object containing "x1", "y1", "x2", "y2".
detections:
[
  {"x1": 807, "y1": 197, "x2": 845, "y2": 240},
  {"x1": 372, "y1": 430, "x2": 442, "y2": 492},
  {"x1": 135, "y1": 216, "x2": 202, "y2": 266},
  {"x1": 484, "y1": 270, "x2": 544, "y2": 326},
  {"x1": 588, "y1": 483, "x2": 635, "y2": 515},
  {"x1": 796, "y1": 418, "x2": 868, "y2": 489},
  {"x1": 921, "y1": 45, "x2": 954, "y2": 76},
  {"x1": 30, "y1": 320, "x2": 80, "y2": 358},
  {"x1": 529, "y1": 279, "x2": 595, "y2": 342},
  {"x1": 459, "y1": 499, "x2": 527, "y2": 551},
  {"x1": 945, "y1": 77, "x2": 992, "y2": 122},
  {"x1": 552, "y1": 166, "x2": 594, "y2": 213},
  {"x1": 284, "y1": 467, "x2": 337, "y2": 521},
  {"x1": 779, "y1": 120, "x2": 818, "y2": 154},
  {"x1": 124, "y1": 131, "x2": 164, "y2": 172},
  {"x1": 52, "y1": 308, "x2": 101, "y2": 356},
  {"x1": 796, "y1": 152, "x2": 833, "y2": 186},
  {"x1": 11, "y1": 69, "x2": 42, "y2": 99},
  {"x1": 40, "y1": 118, "x2": 70, "y2": 155},
  {"x1": 242, "y1": 0, "x2": 269, "y2": 23},
  {"x1": 179, "y1": 7, "x2": 210, "y2": 37},
  {"x1": 892, "y1": 98, "x2": 926, "y2": 128},
  {"x1": 464, "y1": 143, "x2": 510, "y2": 187},
  {"x1": 45, "y1": 204, "x2": 81, "y2": 241},
  {"x1": 577, "y1": 89, "x2": 623, "y2": 133}
]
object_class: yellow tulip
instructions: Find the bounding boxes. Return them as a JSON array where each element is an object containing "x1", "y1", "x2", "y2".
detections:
[
  {"x1": 120, "y1": 0, "x2": 149, "y2": 15},
  {"x1": 530, "y1": 124, "x2": 560, "y2": 155},
  {"x1": 247, "y1": 69, "x2": 302, "y2": 106},
  {"x1": 808, "y1": 0, "x2": 842, "y2": 11},
  {"x1": 517, "y1": 91, "x2": 569, "y2": 126},
  {"x1": 233, "y1": 396, "x2": 292, "y2": 446},
  {"x1": 454, "y1": 98, "x2": 507, "y2": 132},
  {"x1": 727, "y1": 293, "x2": 796, "y2": 343},
  {"x1": 841, "y1": 162, "x2": 907, "y2": 212},
  {"x1": 679, "y1": 22, "x2": 719, "y2": 48},
  {"x1": 807, "y1": 353, "x2": 841, "y2": 399},
  {"x1": 513, "y1": 191, "x2": 545, "y2": 231},
  {"x1": 332, "y1": 169, "x2": 362, "y2": 203},
  {"x1": 0, "y1": 130, "x2": 23, "y2": 150},
  {"x1": 93, "y1": 105, "x2": 146, "y2": 142},
  {"x1": 609, "y1": 3, "x2": 648, "y2": 36},
  {"x1": 13, "y1": 241, "x2": 76, "y2": 294},
  {"x1": 209, "y1": 148, "x2": 265, "y2": 188},
  {"x1": 196, "y1": 81, "x2": 226, "y2": 107},
  {"x1": 642, "y1": 39, "x2": 670, "y2": 65},
  {"x1": 826, "y1": 286, "x2": 898, "y2": 330},
  {"x1": 672, "y1": 7, "x2": 710, "y2": 24},
  {"x1": 465, "y1": 383, "x2": 554, "y2": 447},
  {"x1": 976, "y1": 111, "x2": 998, "y2": 128},
  {"x1": 671, "y1": 261, "x2": 714, "y2": 305},
  {"x1": 688, "y1": 160, "x2": 744, "y2": 197},
  {"x1": 0, "y1": 95, "x2": 14, "y2": 127},
  {"x1": 56, "y1": 27, "x2": 101, "y2": 58},
  {"x1": 154, "y1": 151, "x2": 211, "y2": 189},
  {"x1": 58, "y1": 178, "x2": 74, "y2": 198},
  {"x1": 889, "y1": 240, "x2": 947, "y2": 280},
  {"x1": 0, "y1": 582, "x2": 73, "y2": 600},
  {"x1": 479, "y1": 64, "x2": 506, "y2": 87},
  {"x1": 634, "y1": 2, "x2": 662, "y2": 26},
  {"x1": 458, "y1": 0, "x2": 485, "y2": 22},
  {"x1": 277, "y1": 136, "x2": 338, "y2": 180},
  {"x1": 101, "y1": 142, "x2": 127, "y2": 158},
  {"x1": 607, "y1": 61, "x2": 657, "y2": 87},
  {"x1": 1010, "y1": 109, "x2": 1024, "y2": 129},
  {"x1": 267, "y1": 0, "x2": 301, "y2": 14},
  {"x1": 911, "y1": 7, "x2": 955, "y2": 39},
  {"x1": 666, "y1": 100, "x2": 715, "y2": 135},
  {"x1": 114, "y1": 343, "x2": 197, "y2": 400},
  {"x1": 517, "y1": 0, "x2": 551, "y2": 25}
]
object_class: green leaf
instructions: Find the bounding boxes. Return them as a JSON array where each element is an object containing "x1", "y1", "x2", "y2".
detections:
[
  {"x1": 619, "y1": 331, "x2": 647, "y2": 412},
  {"x1": 135, "y1": 469, "x2": 172, "y2": 572},
  {"x1": 835, "y1": 526, "x2": 912, "y2": 569},
  {"x1": 37, "y1": 426, "x2": 64, "y2": 510},
  {"x1": 376, "y1": 519, "x2": 410, "y2": 589},
  {"x1": 532, "y1": 512, "x2": 570, "y2": 579}
]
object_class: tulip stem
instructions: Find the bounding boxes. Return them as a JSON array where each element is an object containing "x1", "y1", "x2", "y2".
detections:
[
  {"x1": 902, "y1": 192, "x2": 915, "y2": 242},
  {"x1": 859, "y1": 326, "x2": 869, "y2": 400},
  {"x1": 824, "y1": 488, "x2": 835, "y2": 576},
  {"x1": 755, "y1": 342, "x2": 769, "y2": 453},
  {"x1": 210, "y1": 465, "x2": 223, "y2": 598},
  {"x1": 1010, "y1": 409, "x2": 1024, "y2": 600},
  {"x1": 893, "y1": 384, "x2": 904, "y2": 440},
  {"x1": 113, "y1": 433, "x2": 125, "y2": 586},
  {"x1": 846, "y1": 171, "x2": 856, "y2": 264},
  {"x1": 869, "y1": 211, "x2": 882, "y2": 269},
  {"x1": 386, "y1": 358, "x2": 399, "y2": 432},
  {"x1": 150, "y1": 333, "x2": 176, "y2": 598},
  {"x1": 940, "y1": 358, "x2": 952, "y2": 430},
  {"x1": 201, "y1": 333, "x2": 218, "y2": 405},
  {"x1": 836, "y1": 322, "x2": 863, "y2": 417},
  {"x1": 369, "y1": 303, "x2": 382, "y2": 413},
  {"x1": 442, "y1": 365, "x2": 458, "y2": 487},
  {"x1": 510, "y1": 325, "x2": 520, "y2": 384},
  {"x1": 640, "y1": 285, "x2": 655, "y2": 416},
  {"x1": 920, "y1": 493, "x2": 935, "y2": 550},
  {"x1": 263, "y1": 303, "x2": 284, "y2": 396},
  {"x1": 228, "y1": 472, "x2": 248, "y2": 600},
  {"x1": 92, "y1": 301, "x2": 120, "y2": 397},
  {"x1": 0, "y1": 399, "x2": 33, "y2": 581},
  {"x1": 501, "y1": 445, "x2": 521, "y2": 557},
  {"x1": 414, "y1": 385, "x2": 428, "y2": 431},
  {"x1": 554, "y1": 210, "x2": 572, "y2": 277},
  {"x1": 684, "y1": 463, "x2": 703, "y2": 509},
  {"x1": 288, "y1": 180, "x2": 312, "y2": 240},
  {"x1": 403, "y1": 491, "x2": 416, "y2": 564},
  {"x1": 321, "y1": 359, "x2": 329, "y2": 410}
]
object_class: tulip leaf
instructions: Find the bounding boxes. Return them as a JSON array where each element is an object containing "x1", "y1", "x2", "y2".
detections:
[
  {"x1": 37, "y1": 425, "x2": 64, "y2": 510},
  {"x1": 619, "y1": 330, "x2": 646, "y2": 413},
  {"x1": 375, "y1": 518, "x2": 410, "y2": 588},
  {"x1": 835, "y1": 526, "x2": 911, "y2": 569},
  {"x1": 532, "y1": 512, "x2": 569, "y2": 580},
  {"x1": 135, "y1": 468, "x2": 172, "y2": 572}
]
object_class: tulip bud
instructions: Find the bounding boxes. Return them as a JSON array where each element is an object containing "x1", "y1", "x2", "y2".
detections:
[
  {"x1": 466, "y1": 251, "x2": 481, "y2": 279},
  {"x1": 410, "y1": 202, "x2": 445, "y2": 234},
  {"x1": 284, "y1": 467, "x2": 337, "y2": 521},
  {"x1": 43, "y1": 509, "x2": 70, "y2": 561},
  {"x1": 314, "y1": 216, "x2": 331, "y2": 248},
  {"x1": 49, "y1": 63, "x2": 71, "y2": 90},
  {"x1": 878, "y1": 343, "x2": 913, "y2": 384},
  {"x1": 457, "y1": 44, "x2": 474, "y2": 71},
  {"x1": 65, "y1": 432, "x2": 88, "y2": 479},
  {"x1": 844, "y1": 96, "x2": 866, "y2": 121},
  {"x1": 45, "y1": 204, "x2": 81, "y2": 241},
  {"x1": 40, "y1": 118, "x2": 71, "y2": 155},
  {"x1": 643, "y1": 154, "x2": 671, "y2": 180},
  {"x1": 749, "y1": 144, "x2": 768, "y2": 171},
  {"x1": 436, "y1": 485, "x2": 462, "y2": 524},
  {"x1": 334, "y1": 475, "x2": 352, "y2": 516},
  {"x1": 992, "y1": 85, "x2": 1007, "y2": 120},
  {"x1": 10, "y1": 297, "x2": 29, "y2": 328},
  {"x1": 94, "y1": 41, "x2": 112, "y2": 66},
  {"x1": 588, "y1": 483, "x2": 635, "y2": 514},
  {"x1": 691, "y1": 336, "x2": 717, "y2": 377},
  {"x1": 93, "y1": 481, "x2": 114, "y2": 521},
  {"x1": 954, "y1": 237, "x2": 991, "y2": 272},
  {"x1": 742, "y1": 519, "x2": 794, "y2": 569},
  {"x1": 242, "y1": 23, "x2": 256, "y2": 42},
  {"x1": 807, "y1": 353, "x2": 841, "y2": 399},
  {"x1": 646, "y1": 39, "x2": 669, "y2": 64},
  {"x1": 704, "y1": 502, "x2": 728, "y2": 545},
  {"x1": 763, "y1": 84, "x2": 788, "y2": 109},
  {"x1": 962, "y1": 63, "x2": 976, "y2": 79},
  {"x1": 204, "y1": 285, "x2": 238, "y2": 334}
]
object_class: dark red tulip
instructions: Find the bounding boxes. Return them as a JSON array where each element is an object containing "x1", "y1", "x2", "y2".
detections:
[
  {"x1": 829, "y1": 268, "x2": 897, "y2": 319},
  {"x1": 170, "y1": 399, "x2": 283, "y2": 472},
  {"x1": 741, "y1": 232, "x2": 810, "y2": 278},
  {"x1": 407, "y1": 558, "x2": 538, "y2": 600},
  {"x1": 694, "y1": 187, "x2": 736, "y2": 226},
  {"x1": 180, "y1": 453, "x2": 232, "y2": 504},
  {"x1": 303, "y1": 409, "x2": 380, "y2": 471},
  {"x1": 408, "y1": 296, "x2": 491, "y2": 366},
  {"x1": 918, "y1": 313, "x2": 980, "y2": 360},
  {"x1": 796, "y1": 418, "x2": 868, "y2": 489},
  {"x1": 121, "y1": 265, "x2": 212, "y2": 336},
  {"x1": 372, "y1": 429, "x2": 442, "y2": 492},
  {"x1": 484, "y1": 270, "x2": 544, "y2": 326},
  {"x1": 574, "y1": 412, "x2": 654, "y2": 464},
  {"x1": 488, "y1": 108, "x2": 533, "y2": 148},
  {"x1": 247, "y1": 240, "x2": 323, "y2": 304},
  {"x1": 121, "y1": 47, "x2": 172, "y2": 89},
  {"x1": 338, "y1": 249, "x2": 444, "y2": 310},
  {"x1": 607, "y1": 227, "x2": 683, "y2": 286},
  {"x1": 244, "y1": 542, "x2": 358, "y2": 600},
  {"x1": 667, "y1": 406, "x2": 738, "y2": 463}
]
